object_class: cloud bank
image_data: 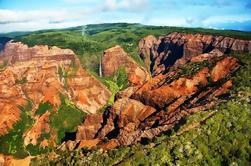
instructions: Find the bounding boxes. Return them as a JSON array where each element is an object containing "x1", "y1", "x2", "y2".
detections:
[{"x1": 0, "y1": 0, "x2": 250, "y2": 32}]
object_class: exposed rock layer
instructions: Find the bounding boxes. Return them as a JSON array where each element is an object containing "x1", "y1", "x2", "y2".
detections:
[
  {"x1": 139, "y1": 32, "x2": 251, "y2": 75},
  {"x1": 0, "y1": 42, "x2": 111, "y2": 137},
  {"x1": 76, "y1": 51, "x2": 241, "y2": 149},
  {"x1": 0, "y1": 33, "x2": 249, "y2": 152},
  {"x1": 102, "y1": 45, "x2": 150, "y2": 86}
]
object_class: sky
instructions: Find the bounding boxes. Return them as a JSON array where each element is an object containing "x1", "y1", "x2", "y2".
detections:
[{"x1": 0, "y1": 0, "x2": 251, "y2": 33}]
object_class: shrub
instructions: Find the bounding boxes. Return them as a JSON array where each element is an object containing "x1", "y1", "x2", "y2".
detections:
[
  {"x1": 0, "y1": 101, "x2": 34, "y2": 158},
  {"x1": 35, "y1": 102, "x2": 53, "y2": 115},
  {"x1": 49, "y1": 95, "x2": 86, "y2": 143}
]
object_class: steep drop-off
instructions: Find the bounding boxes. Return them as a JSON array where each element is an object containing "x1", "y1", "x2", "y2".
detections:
[
  {"x1": 74, "y1": 55, "x2": 240, "y2": 149},
  {"x1": 139, "y1": 32, "x2": 251, "y2": 75},
  {"x1": 0, "y1": 42, "x2": 111, "y2": 147},
  {"x1": 0, "y1": 31, "x2": 250, "y2": 165}
]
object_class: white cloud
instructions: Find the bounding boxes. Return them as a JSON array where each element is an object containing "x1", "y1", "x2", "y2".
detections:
[
  {"x1": 0, "y1": 20, "x2": 85, "y2": 32},
  {"x1": 64, "y1": 0, "x2": 85, "y2": 2},
  {"x1": 202, "y1": 15, "x2": 251, "y2": 25},
  {"x1": 0, "y1": 0, "x2": 250, "y2": 32},
  {"x1": 0, "y1": 7, "x2": 144, "y2": 32},
  {"x1": 0, "y1": 9, "x2": 89, "y2": 24},
  {"x1": 0, "y1": 8, "x2": 95, "y2": 32},
  {"x1": 145, "y1": 17, "x2": 187, "y2": 26},
  {"x1": 104, "y1": 0, "x2": 148, "y2": 11},
  {"x1": 64, "y1": 0, "x2": 99, "y2": 4},
  {"x1": 0, "y1": 0, "x2": 149, "y2": 33}
]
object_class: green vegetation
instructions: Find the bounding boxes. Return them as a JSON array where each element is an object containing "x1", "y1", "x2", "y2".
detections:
[
  {"x1": 12, "y1": 23, "x2": 251, "y2": 74},
  {"x1": 35, "y1": 102, "x2": 53, "y2": 115},
  {"x1": 0, "y1": 101, "x2": 52, "y2": 158},
  {"x1": 25, "y1": 143, "x2": 51, "y2": 156},
  {"x1": 178, "y1": 57, "x2": 221, "y2": 78},
  {"x1": 31, "y1": 96, "x2": 251, "y2": 165},
  {"x1": 49, "y1": 95, "x2": 87, "y2": 143},
  {"x1": 15, "y1": 77, "x2": 28, "y2": 84},
  {"x1": 30, "y1": 53, "x2": 251, "y2": 165},
  {"x1": 1, "y1": 23, "x2": 251, "y2": 164},
  {"x1": 58, "y1": 66, "x2": 69, "y2": 88},
  {"x1": 95, "y1": 67, "x2": 128, "y2": 105},
  {"x1": 0, "y1": 60, "x2": 8, "y2": 70},
  {"x1": 0, "y1": 101, "x2": 34, "y2": 158},
  {"x1": 68, "y1": 59, "x2": 79, "y2": 76},
  {"x1": 58, "y1": 66, "x2": 68, "y2": 79},
  {"x1": 0, "y1": 95, "x2": 87, "y2": 158},
  {"x1": 231, "y1": 53, "x2": 251, "y2": 92},
  {"x1": 112, "y1": 67, "x2": 128, "y2": 90}
]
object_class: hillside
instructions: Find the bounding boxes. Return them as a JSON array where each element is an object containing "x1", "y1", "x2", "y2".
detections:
[{"x1": 0, "y1": 24, "x2": 250, "y2": 166}]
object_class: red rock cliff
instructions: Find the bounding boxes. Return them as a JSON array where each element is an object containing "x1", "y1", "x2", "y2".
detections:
[
  {"x1": 0, "y1": 41, "x2": 111, "y2": 138},
  {"x1": 139, "y1": 32, "x2": 251, "y2": 75},
  {"x1": 102, "y1": 45, "x2": 150, "y2": 86},
  {"x1": 75, "y1": 54, "x2": 241, "y2": 150}
]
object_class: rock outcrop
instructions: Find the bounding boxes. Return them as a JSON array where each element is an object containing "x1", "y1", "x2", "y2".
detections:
[
  {"x1": 75, "y1": 53, "x2": 241, "y2": 149},
  {"x1": 76, "y1": 114, "x2": 103, "y2": 140},
  {"x1": 102, "y1": 45, "x2": 150, "y2": 86},
  {"x1": 0, "y1": 32, "x2": 249, "y2": 155},
  {"x1": 0, "y1": 42, "x2": 111, "y2": 137},
  {"x1": 23, "y1": 111, "x2": 51, "y2": 146},
  {"x1": 139, "y1": 32, "x2": 251, "y2": 75},
  {"x1": 138, "y1": 35, "x2": 159, "y2": 73},
  {"x1": 73, "y1": 33, "x2": 247, "y2": 150},
  {"x1": 0, "y1": 154, "x2": 31, "y2": 166}
]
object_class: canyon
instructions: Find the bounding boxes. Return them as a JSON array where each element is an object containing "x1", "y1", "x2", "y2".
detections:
[
  {"x1": 66, "y1": 33, "x2": 249, "y2": 150},
  {"x1": 139, "y1": 32, "x2": 251, "y2": 75},
  {"x1": 0, "y1": 42, "x2": 111, "y2": 142},
  {"x1": 0, "y1": 31, "x2": 250, "y2": 165}
]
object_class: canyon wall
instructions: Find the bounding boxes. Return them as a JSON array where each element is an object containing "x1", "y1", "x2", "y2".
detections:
[{"x1": 139, "y1": 32, "x2": 251, "y2": 75}]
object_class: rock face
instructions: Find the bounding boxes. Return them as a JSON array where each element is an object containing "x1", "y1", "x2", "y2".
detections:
[
  {"x1": 0, "y1": 42, "x2": 75, "y2": 64},
  {"x1": 190, "y1": 49, "x2": 224, "y2": 62},
  {"x1": 24, "y1": 111, "x2": 50, "y2": 146},
  {"x1": 73, "y1": 33, "x2": 247, "y2": 150},
  {"x1": 139, "y1": 32, "x2": 251, "y2": 75},
  {"x1": 102, "y1": 45, "x2": 150, "y2": 86},
  {"x1": 76, "y1": 114, "x2": 103, "y2": 140},
  {"x1": 75, "y1": 54, "x2": 241, "y2": 149},
  {"x1": 0, "y1": 42, "x2": 111, "y2": 137},
  {"x1": 0, "y1": 153, "x2": 31, "y2": 166},
  {"x1": 0, "y1": 32, "x2": 249, "y2": 154},
  {"x1": 112, "y1": 98, "x2": 156, "y2": 128},
  {"x1": 138, "y1": 35, "x2": 159, "y2": 73},
  {"x1": 0, "y1": 102, "x2": 23, "y2": 136},
  {"x1": 211, "y1": 57, "x2": 239, "y2": 82}
]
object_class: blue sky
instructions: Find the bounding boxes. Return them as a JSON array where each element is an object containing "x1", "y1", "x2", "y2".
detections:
[{"x1": 0, "y1": 0, "x2": 251, "y2": 32}]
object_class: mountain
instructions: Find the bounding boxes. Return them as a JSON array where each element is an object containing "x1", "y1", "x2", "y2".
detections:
[{"x1": 0, "y1": 24, "x2": 250, "y2": 165}]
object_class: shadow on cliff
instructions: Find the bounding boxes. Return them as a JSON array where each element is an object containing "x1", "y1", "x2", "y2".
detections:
[
  {"x1": 0, "y1": 37, "x2": 12, "y2": 52},
  {"x1": 61, "y1": 132, "x2": 77, "y2": 142},
  {"x1": 151, "y1": 39, "x2": 184, "y2": 74}
]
